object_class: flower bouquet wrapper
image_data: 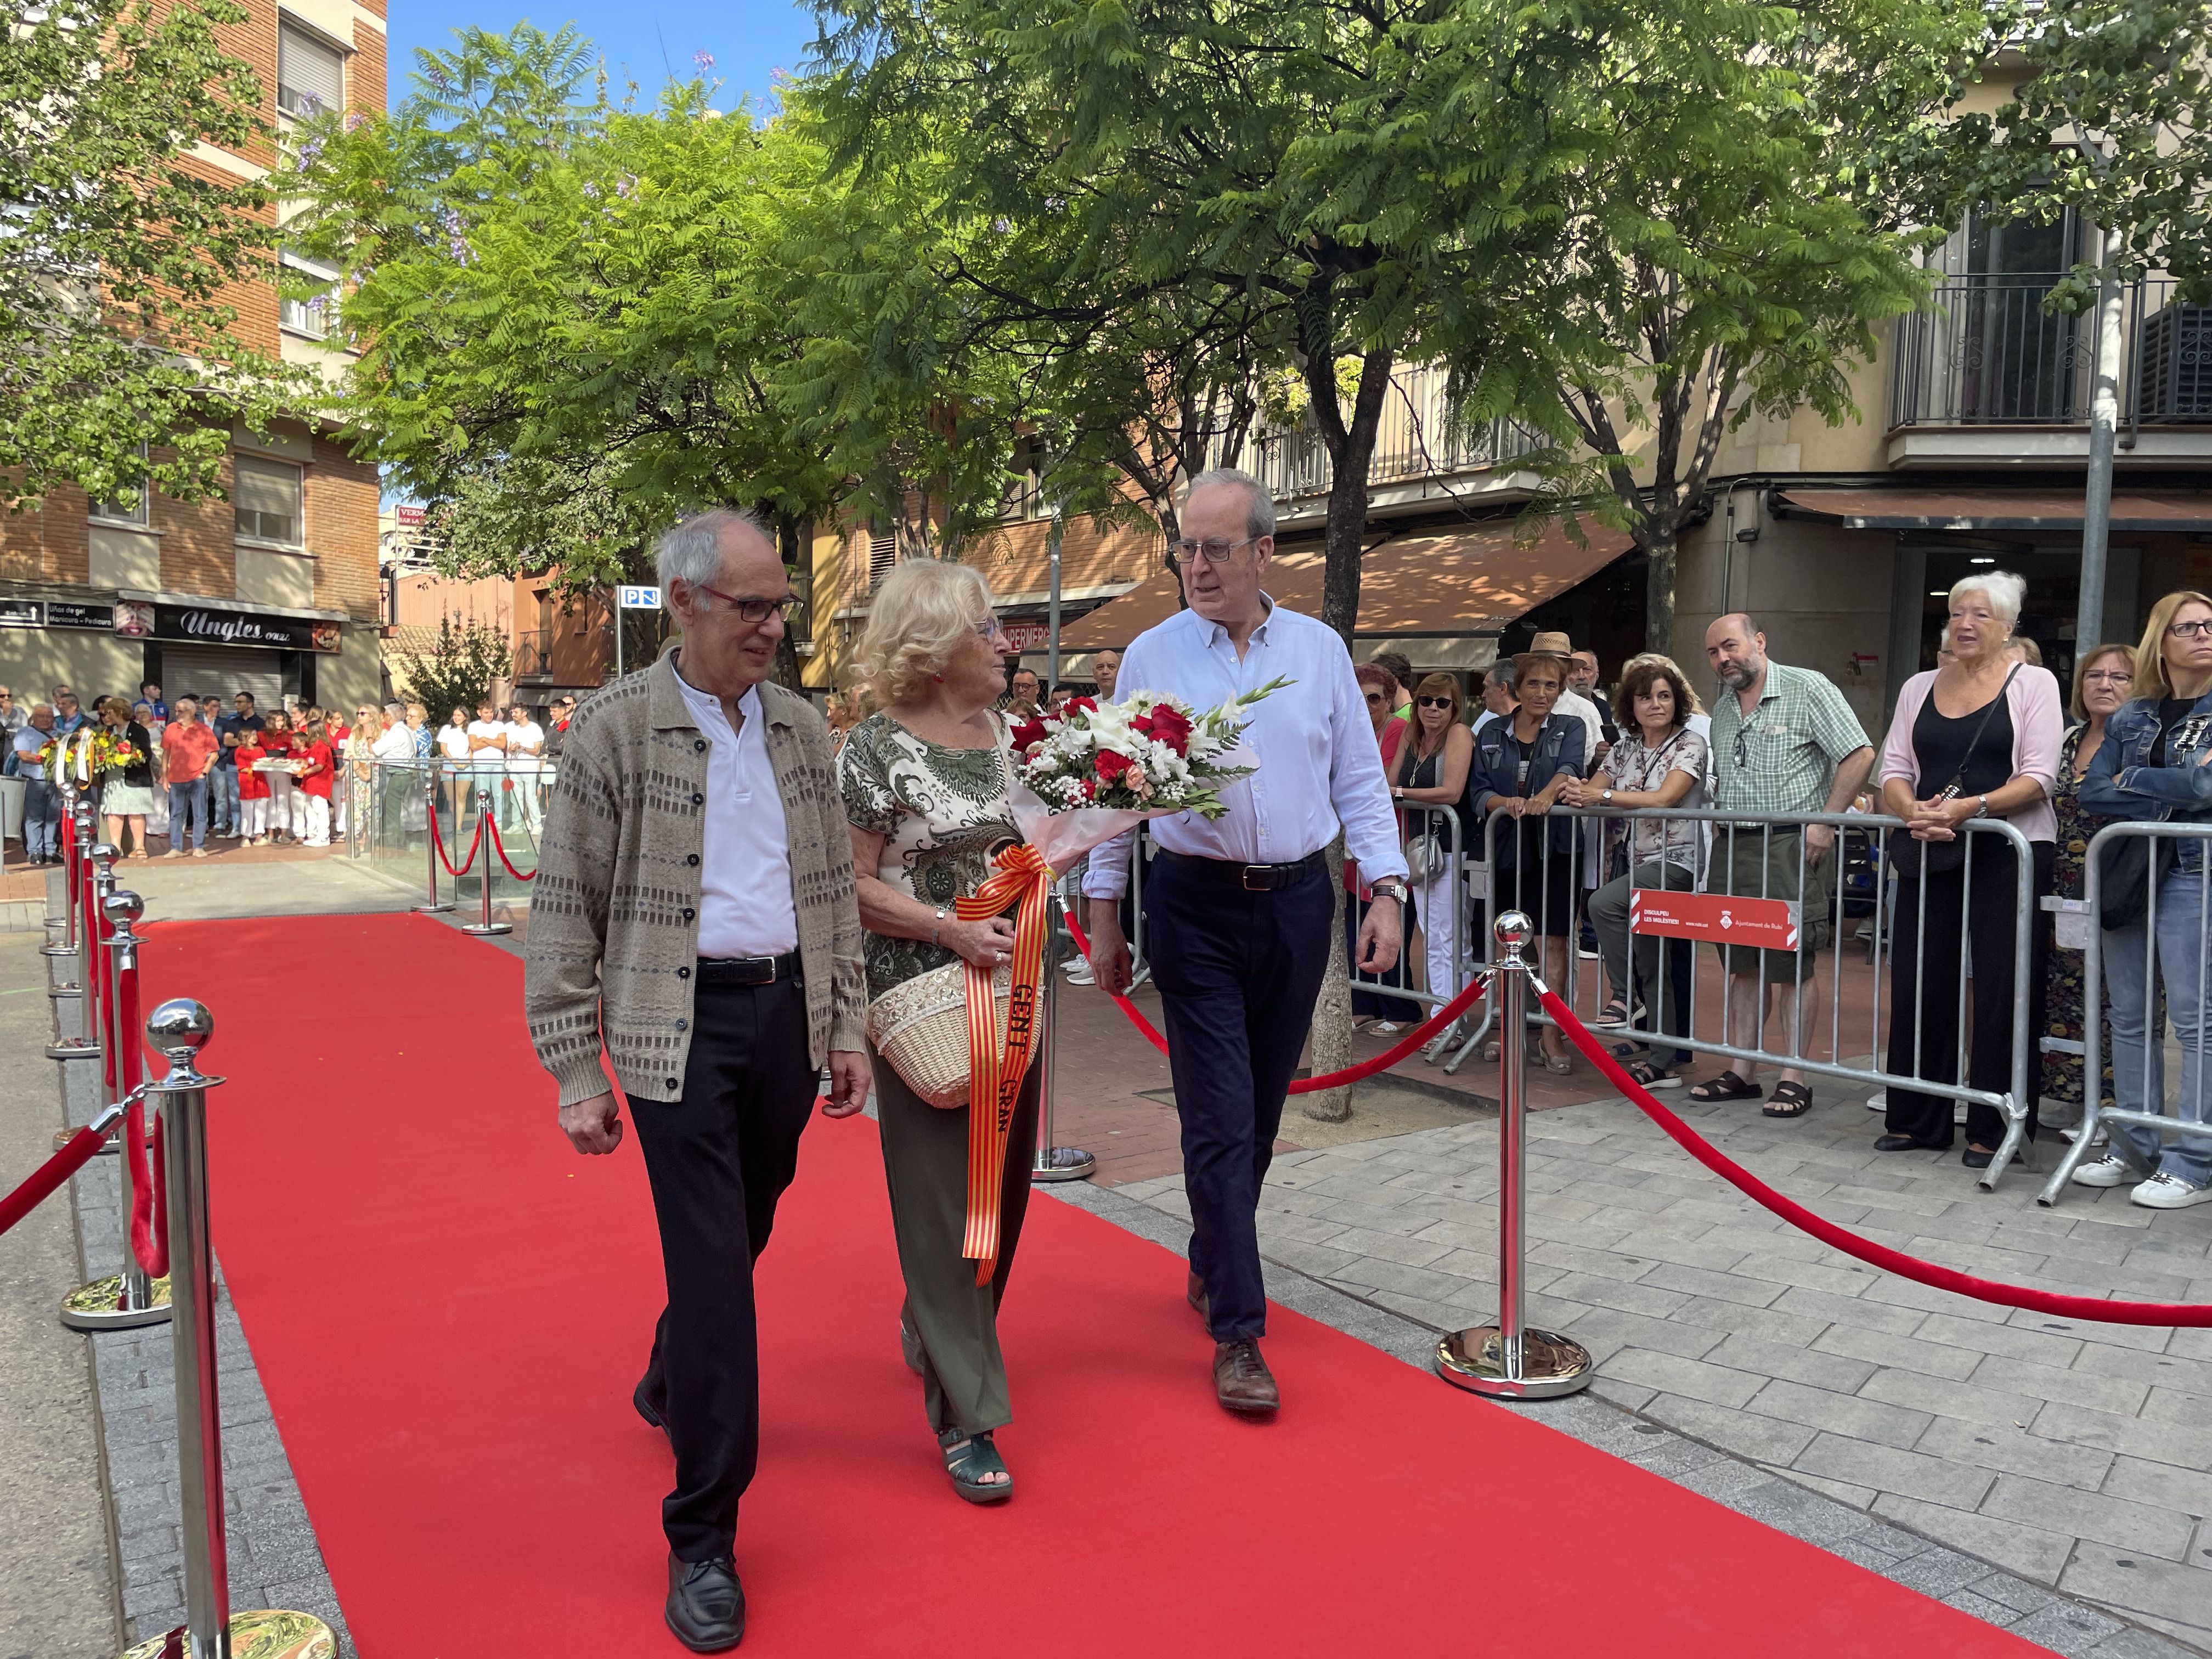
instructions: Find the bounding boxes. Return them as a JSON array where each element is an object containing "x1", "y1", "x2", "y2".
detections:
[{"x1": 1006, "y1": 789, "x2": 1179, "y2": 877}]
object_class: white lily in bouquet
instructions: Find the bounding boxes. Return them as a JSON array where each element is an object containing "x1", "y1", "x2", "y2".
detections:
[{"x1": 1005, "y1": 676, "x2": 1293, "y2": 872}]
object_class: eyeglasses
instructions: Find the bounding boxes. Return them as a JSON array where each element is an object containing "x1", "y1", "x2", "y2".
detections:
[
  {"x1": 2169, "y1": 619, "x2": 2212, "y2": 640},
  {"x1": 1169, "y1": 537, "x2": 1260, "y2": 567},
  {"x1": 689, "y1": 581, "x2": 799, "y2": 623},
  {"x1": 1416, "y1": 695, "x2": 1454, "y2": 709},
  {"x1": 2083, "y1": 669, "x2": 2134, "y2": 684},
  {"x1": 972, "y1": 617, "x2": 1009, "y2": 641}
]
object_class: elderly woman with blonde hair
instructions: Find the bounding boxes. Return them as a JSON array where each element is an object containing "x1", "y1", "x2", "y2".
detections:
[{"x1": 837, "y1": 557, "x2": 1039, "y2": 1505}]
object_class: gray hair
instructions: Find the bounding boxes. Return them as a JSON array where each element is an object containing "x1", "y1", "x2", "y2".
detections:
[
  {"x1": 1949, "y1": 569, "x2": 2025, "y2": 627},
  {"x1": 1186, "y1": 466, "x2": 1276, "y2": 541},
  {"x1": 656, "y1": 507, "x2": 771, "y2": 591},
  {"x1": 1485, "y1": 662, "x2": 1515, "y2": 689}
]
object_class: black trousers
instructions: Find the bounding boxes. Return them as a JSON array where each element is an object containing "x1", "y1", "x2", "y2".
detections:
[
  {"x1": 627, "y1": 975, "x2": 816, "y2": 1562},
  {"x1": 1886, "y1": 839, "x2": 2056, "y2": 1149},
  {"x1": 1144, "y1": 854, "x2": 1334, "y2": 1343}
]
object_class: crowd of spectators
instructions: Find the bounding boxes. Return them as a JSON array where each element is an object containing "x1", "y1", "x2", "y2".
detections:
[{"x1": 2, "y1": 680, "x2": 577, "y2": 867}]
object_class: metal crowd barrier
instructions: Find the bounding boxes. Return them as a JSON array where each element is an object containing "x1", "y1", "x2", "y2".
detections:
[
  {"x1": 2041, "y1": 820, "x2": 2212, "y2": 1207},
  {"x1": 1434, "y1": 803, "x2": 2040, "y2": 1189}
]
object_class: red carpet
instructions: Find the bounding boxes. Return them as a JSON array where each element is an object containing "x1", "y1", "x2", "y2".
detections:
[{"x1": 142, "y1": 913, "x2": 2038, "y2": 1658}]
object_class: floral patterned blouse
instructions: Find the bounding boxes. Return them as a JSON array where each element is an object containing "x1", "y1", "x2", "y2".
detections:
[{"x1": 838, "y1": 713, "x2": 1020, "y2": 998}]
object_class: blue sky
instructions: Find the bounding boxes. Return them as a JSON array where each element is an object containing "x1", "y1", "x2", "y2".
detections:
[{"x1": 386, "y1": 0, "x2": 821, "y2": 116}]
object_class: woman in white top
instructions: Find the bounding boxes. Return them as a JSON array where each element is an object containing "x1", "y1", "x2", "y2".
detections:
[
  {"x1": 1387, "y1": 672, "x2": 1476, "y2": 1043},
  {"x1": 436, "y1": 707, "x2": 473, "y2": 838},
  {"x1": 1562, "y1": 656, "x2": 1710, "y2": 1089}
]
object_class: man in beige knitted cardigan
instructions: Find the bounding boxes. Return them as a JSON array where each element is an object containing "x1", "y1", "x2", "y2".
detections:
[{"x1": 524, "y1": 508, "x2": 868, "y2": 1653}]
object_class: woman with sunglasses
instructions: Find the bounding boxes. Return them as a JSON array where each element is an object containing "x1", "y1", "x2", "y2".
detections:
[
  {"x1": 2075, "y1": 591, "x2": 2212, "y2": 1208},
  {"x1": 1466, "y1": 645, "x2": 1587, "y2": 1073},
  {"x1": 1351, "y1": 663, "x2": 1421, "y2": 1031},
  {"x1": 1390, "y1": 674, "x2": 1475, "y2": 1049}
]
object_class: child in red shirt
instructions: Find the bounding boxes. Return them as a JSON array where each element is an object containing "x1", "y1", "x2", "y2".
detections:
[
  {"x1": 261, "y1": 713, "x2": 297, "y2": 843},
  {"x1": 233, "y1": 730, "x2": 272, "y2": 844},
  {"x1": 295, "y1": 721, "x2": 335, "y2": 847}
]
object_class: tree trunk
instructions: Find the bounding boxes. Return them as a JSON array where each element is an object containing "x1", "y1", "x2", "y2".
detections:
[
  {"x1": 1644, "y1": 531, "x2": 1677, "y2": 656},
  {"x1": 1304, "y1": 834, "x2": 1354, "y2": 1123},
  {"x1": 1317, "y1": 351, "x2": 1394, "y2": 648}
]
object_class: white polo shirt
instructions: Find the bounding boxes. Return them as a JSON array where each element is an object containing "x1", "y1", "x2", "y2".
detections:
[
  {"x1": 466, "y1": 718, "x2": 507, "y2": 767},
  {"x1": 672, "y1": 674, "x2": 798, "y2": 960}
]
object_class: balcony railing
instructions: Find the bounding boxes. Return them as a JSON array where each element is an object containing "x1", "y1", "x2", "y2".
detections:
[
  {"x1": 514, "y1": 629, "x2": 554, "y2": 680},
  {"x1": 1891, "y1": 275, "x2": 2212, "y2": 427},
  {"x1": 1233, "y1": 364, "x2": 1545, "y2": 503}
]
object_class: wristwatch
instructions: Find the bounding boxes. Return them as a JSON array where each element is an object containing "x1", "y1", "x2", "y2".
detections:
[
  {"x1": 1370, "y1": 879, "x2": 1409, "y2": 904},
  {"x1": 1600, "y1": 788, "x2": 1614, "y2": 805},
  {"x1": 930, "y1": 905, "x2": 950, "y2": 946}
]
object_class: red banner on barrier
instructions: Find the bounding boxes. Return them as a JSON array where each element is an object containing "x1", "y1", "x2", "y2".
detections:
[{"x1": 1630, "y1": 887, "x2": 1799, "y2": 950}]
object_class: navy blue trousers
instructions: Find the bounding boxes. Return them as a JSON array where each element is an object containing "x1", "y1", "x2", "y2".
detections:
[{"x1": 1144, "y1": 854, "x2": 1335, "y2": 1343}]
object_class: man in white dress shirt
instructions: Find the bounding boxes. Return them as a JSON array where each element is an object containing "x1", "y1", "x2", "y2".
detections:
[{"x1": 1082, "y1": 468, "x2": 1408, "y2": 1415}]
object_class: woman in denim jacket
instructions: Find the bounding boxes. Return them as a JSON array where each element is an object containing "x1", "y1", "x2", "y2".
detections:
[
  {"x1": 2076, "y1": 589, "x2": 2212, "y2": 1209},
  {"x1": 1468, "y1": 646, "x2": 1589, "y2": 1072}
]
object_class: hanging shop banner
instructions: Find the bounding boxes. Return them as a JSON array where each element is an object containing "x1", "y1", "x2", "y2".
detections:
[{"x1": 150, "y1": 604, "x2": 342, "y2": 653}]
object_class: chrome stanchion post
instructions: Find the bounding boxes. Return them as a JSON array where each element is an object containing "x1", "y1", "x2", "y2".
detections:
[
  {"x1": 117, "y1": 1002, "x2": 334, "y2": 1659},
  {"x1": 42, "y1": 778, "x2": 75, "y2": 943},
  {"x1": 61, "y1": 889, "x2": 170, "y2": 1331},
  {"x1": 461, "y1": 782, "x2": 510, "y2": 937},
  {"x1": 47, "y1": 800, "x2": 103, "y2": 1058},
  {"x1": 1436, "y1": 911, "x2": 1593, "y2": 1399},
  {"x1": 414, "y1": 764, "x2": 454, "y2": 913},
  {"x1": 55, "y1": 847, "x2": 124, "y2": 1155},
  {"x1": 1033, "y1": 889, "x2": 1094, "y2": 1182}
]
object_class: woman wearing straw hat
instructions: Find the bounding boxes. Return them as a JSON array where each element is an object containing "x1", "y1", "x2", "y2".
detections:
[
  {"x1": 840, "y1": 558, "x2": 1041, "y2": 1504},
  {"x1": 1466, "y1": 641, "x2": 1589, "y2": 1072}
]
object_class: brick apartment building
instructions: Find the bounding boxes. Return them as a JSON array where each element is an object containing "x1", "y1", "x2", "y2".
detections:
[{"x1": 0, "y1": 0, "x2": 387, "y2": 717}]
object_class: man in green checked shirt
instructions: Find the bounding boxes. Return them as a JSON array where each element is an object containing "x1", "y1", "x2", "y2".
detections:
[{"x1": 1692, "y1": 614, "x2": 1876, "y2": 1118}]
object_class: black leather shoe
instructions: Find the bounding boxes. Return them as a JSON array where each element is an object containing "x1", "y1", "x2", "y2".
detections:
[
  {"x1": 665, "y1": 1554, "x2": 746, "y2": 1651},
  {"x1": 1873, "y1": 1135, "x2": 1946, "y2": 1153},
  {"x1": 634, "y1": 1381, "x2": 667, "y2": 1433},
  {"x1": 1961, "y1": 1147, "x2": 1995, "y2": 1169}
]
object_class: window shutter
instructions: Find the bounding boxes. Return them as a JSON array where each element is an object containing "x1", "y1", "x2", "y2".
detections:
[
  {"x1": 278, "y1": 23, "x2": 344, "y2": 115},
  {"x1": 868, "y1": 532, "x2": 897, "y2": 591},
  {"x1": 234, "y1": 456, "x2": 302, "y2": 545}
]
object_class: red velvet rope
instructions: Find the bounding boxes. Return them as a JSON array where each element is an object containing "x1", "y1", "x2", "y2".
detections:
[
  {"x1": 1061, "y1": 912, "x2": 1487, "y2": 1093},
  {"x1": 484, "y1": 817, "x2": 538, "y2": 882},
  {"x1": 1538, "y1": 989, "x2": 2212, "y2": 1328},
  {"x1": 424, "y1": 797, "x2": 484, "y2": 879},
  {"x1": 0, "y1": 1125, "x2": 109, "y2": 1239},
  {"x1": 116, "y1": 961, "x2": 168, "y2": 1279}
]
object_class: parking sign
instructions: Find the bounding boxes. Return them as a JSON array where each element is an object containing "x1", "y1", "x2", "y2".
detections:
[{"x1": 617, "y1": 584, "x2": 662, "y2": 610}]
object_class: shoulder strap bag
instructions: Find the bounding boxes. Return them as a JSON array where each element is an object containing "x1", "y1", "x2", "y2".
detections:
[{"x1": 1886, "y1": 665, "x2": 2017, "y2": 881}]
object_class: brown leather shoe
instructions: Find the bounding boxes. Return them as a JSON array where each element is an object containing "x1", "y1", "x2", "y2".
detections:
[
  {"x1": 1187, "y1": 1270, "x2": 1210, "y2": 1331},
  {"x1": 1213, "y1": 1339, "x2": 1279, "y2": 1414}
]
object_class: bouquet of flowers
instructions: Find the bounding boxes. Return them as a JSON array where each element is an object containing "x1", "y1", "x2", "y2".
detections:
[
  {"x1": 1005, "y1": 676, "x2": 1291, "y2": 872},
  {"x1": 92, "y1": 730, "x2": 141, "y2": 776}
]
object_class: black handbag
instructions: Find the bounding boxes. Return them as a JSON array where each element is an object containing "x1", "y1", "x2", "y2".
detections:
[{"x1": 1887, "y1": 665, "x2": 2018, "y2": 881}]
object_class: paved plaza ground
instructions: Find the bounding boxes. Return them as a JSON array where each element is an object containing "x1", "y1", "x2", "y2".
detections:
[{"x1": 2, "y1": 849, "x2": 2207, "y2": 1655}]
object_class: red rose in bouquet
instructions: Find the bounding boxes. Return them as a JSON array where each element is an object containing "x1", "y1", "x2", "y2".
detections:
[
  {"x1": 1094, "y1": 749, "x2": 1138, "y2": 786},
  {"x1": 1009, "y1": 715, "x2": 1049, "y2": 754},
  {"x1": 1141, "y1": 704, "x2": 1194, "y2": 755},
  {"x1": 1062, "y1": 696, "x2": 1097, "y2": 717}
]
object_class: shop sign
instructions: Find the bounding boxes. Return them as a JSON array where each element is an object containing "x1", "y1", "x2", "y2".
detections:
[
  {"x1": 150, "y1": 603, "x2": 342, "y2": 653},
  {"x1": 0, "y1": 599, "x2": 41, "y2": 629},
  {"x1": 46, "y1": 601, "x2": 117, "y2": 631},
  {"x1": 1000, "y1": 620, "x2": 1051, "y2": 653}
]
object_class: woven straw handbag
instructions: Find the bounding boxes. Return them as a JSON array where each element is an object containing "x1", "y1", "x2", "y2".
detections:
[{"x1": 866, "y1": 960, "x2": 1011, "y2": 1109}]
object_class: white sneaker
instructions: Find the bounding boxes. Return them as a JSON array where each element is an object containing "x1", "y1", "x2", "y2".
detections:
[
  {"x1": 2072, "y1": 1155, "x2": 2138, "y2": 1188},
  {"x1": 2059, "y1": 1125, "x2": 2109, "y2": 1147},
  {"x1": 2130, "y1": 1172, "x2": 2212, "y2": 1210},
  {"x1": 1062, "y1": 960, "x2": 1094, "y2": 986},
  {"x1": 1369, "y1": 1022, "x2": 1403, "y2": 1036},
  {"x1": 1865, "y1": 1091, "x2": 1887, "y2": 1111}
]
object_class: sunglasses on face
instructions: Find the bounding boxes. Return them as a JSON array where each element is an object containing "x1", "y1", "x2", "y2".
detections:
[
  {"x1": 1364, "y1": 691, "x2": 1386, "y2": 704},
  {"x1": 1416, "y1": 695, "x2": 1453, "y2": 709}
]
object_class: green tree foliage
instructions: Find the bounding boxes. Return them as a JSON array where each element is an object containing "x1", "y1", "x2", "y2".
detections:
[
  {"x1": 1964, "y1": 0, "x2": 2211, "y2": 305},
  {"x1": 1419, "y1": 0, "x2": 1979, "y2": 650},
  {"x1": 0, "y1": 0, "x2": 304, "y2": 511},
  {"x1": 284, "y1": 26, "x2": 1013, "y2": 595},
  {"x1": 392, "y1": 614, "x2": 512, "y2": 724},
  {"x1": 807, "y1": 0, "x2": 1531, "y2": 645}
]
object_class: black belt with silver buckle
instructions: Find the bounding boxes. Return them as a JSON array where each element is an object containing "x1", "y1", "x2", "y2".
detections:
[
  {"x1": 1158, "y1": 848, "x2": 1328, "y2": 892},
  {"x1": 696, "y1": 950, "x2": 802, "y2": 987}
]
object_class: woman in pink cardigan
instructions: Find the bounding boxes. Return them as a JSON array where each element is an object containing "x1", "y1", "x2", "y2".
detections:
[{"x1": 1874, "y1": 571, "x2": 2065, "y2": 1166}]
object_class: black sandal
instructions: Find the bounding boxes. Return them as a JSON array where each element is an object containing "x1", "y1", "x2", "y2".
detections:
[
  {"x1": 938, "y1": 1428, "x2": 1013, "y2": 1504},
  {"x1": 1762, "y1": 1081, "x2": 1814, "y2": 1118},
  {"x1": 1688, "y1": 1070, "x2": 1762, "y2": 1103},
  {"x1": 1625, "y1": 1059, "x2": 1674, "y2": 1090}
]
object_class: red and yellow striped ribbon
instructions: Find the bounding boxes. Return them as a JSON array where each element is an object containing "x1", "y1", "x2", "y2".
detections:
[{"x1": 956, "y1": 842, "x2": 1053, "y2": 1285}]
